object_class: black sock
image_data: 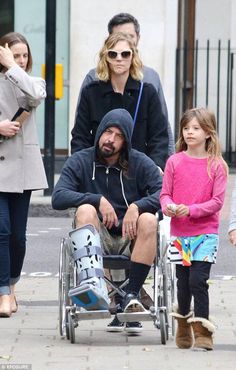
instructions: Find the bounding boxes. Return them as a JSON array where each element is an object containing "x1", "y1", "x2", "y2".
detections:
[{"x1": 126, "y1": 261, "x2": 151, "y2": 295}]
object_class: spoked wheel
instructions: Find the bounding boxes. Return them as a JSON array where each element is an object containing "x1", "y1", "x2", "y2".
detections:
[
  {"x1": 68, "y1": 312, "x2": 76, "y2": 344},
  {"x1": 59, "y1": 238, "x2": 71, "y2": 338},
  {"x1": 159, "y1": 310, "x2": 167, "y2": 345}
]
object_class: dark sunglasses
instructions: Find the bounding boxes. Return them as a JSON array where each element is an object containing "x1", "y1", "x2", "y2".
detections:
[{"x1": 107, "y1": 49, "x2": 132, "y2": 59}]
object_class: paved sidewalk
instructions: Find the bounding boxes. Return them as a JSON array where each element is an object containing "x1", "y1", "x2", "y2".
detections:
[
  {"x1": 1, "y1": 174, "x2": 235, "y2": 369},
  {"x1": 0, "y1": 276, "x2": 235, "y2": 370}
]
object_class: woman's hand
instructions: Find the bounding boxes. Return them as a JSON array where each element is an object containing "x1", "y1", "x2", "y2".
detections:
[
  {"x1": 0, "y1": 43, "x2": 16, "y2": 70},
  {"x1": 0, "y1": 119, "x2": 20, "y2": 137}
]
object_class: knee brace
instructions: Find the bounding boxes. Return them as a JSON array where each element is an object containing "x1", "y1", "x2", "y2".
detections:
[{"x1": 68, "y1": 224, "x2": 110, "y2": 311}]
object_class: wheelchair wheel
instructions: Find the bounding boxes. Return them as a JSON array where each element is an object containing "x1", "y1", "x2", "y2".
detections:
[
  {"x1": 159, "y1": 310, "x2": 167, "y2": 345},
  {"x1": 68, "y1": 312, "x2": 76, "y2": 344},
  {"x1": 170, "y1": 263, "x2": 176, "y2": 336},
  {"x1": 59, "y1": 238, "x2": 71, "y2": 338}
]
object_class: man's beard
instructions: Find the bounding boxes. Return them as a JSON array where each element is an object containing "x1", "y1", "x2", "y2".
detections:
[{"x1": 98, "y1": 144, "x2": 117, "y2": 158}]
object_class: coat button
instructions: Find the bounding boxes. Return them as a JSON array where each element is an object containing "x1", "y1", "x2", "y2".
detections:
[{"x1": 0, "y1": 156, "x2": 5, "y2": 160}]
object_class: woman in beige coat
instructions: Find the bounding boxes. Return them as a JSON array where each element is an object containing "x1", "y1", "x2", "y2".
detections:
[{"x1": 0, "y1": 32, "x2": 48, "y2": 317}]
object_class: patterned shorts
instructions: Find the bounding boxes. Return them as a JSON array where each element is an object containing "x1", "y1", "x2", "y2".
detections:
[{"x1": 168, "y1": 234, "x2": 219, "y2": 266}]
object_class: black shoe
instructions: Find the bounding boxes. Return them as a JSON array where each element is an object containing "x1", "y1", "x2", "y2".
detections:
[
  {"x1": 125, "y1": 321, "x2": 143, "y2": 334},
  {"x1": 106, "y1": 315, "x2": 124, "y2": 332},
  {"x1": 123, "y1": 293, "x2": 146, "y2": 313}
]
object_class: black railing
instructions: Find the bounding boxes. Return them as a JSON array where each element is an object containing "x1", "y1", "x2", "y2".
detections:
[{"x1": 175, "y1": 40, "x2": 235, "y2": 166}]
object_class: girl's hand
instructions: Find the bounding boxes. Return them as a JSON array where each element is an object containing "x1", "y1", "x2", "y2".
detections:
[
  {"x1": 163, "y1": 204, "x2": 177, "y2": 217},
  {"x1": 175, "y1": 204, "x2": 190, "y2": 217},
  {"x1": 0, "y1": 43, "x2": 16, "y2": 70}
]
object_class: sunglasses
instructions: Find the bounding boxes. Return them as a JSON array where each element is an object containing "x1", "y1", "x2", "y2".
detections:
[{"x1": 107, "y1": 49, "x2": 132, "y2": 59}]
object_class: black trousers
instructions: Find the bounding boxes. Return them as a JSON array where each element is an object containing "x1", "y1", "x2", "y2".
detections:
[{"x1": 176, "y1": 261, "x2": 212, "y2": 319}]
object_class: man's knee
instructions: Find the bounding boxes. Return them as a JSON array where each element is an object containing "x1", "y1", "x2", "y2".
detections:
[
  {"x1": 75, "y1": 204, "x2": 98, "y2": 227},
  {"x1": 137, "y1": 213, "x2": 157, "y2": 236}
]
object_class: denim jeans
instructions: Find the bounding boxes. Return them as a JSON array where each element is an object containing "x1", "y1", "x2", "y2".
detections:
[
  {"x1": 176, "y1": 261, "x2": 212, "y2": 319},
  {"x1": 0, "y1": 191, "x2": 31, "y2": 295}
]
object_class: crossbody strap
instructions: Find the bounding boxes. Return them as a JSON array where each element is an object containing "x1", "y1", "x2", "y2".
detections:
[{"x1": 132, "y1": 81, "x2": 144, "y2": 133}]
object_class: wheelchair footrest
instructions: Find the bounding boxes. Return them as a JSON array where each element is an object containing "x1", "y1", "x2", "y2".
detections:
[
  {"x1": 68, "y1": 284, "x2": 109, "y2": 311},
  {"x1": 117, "y1": 311, "x2": 153, "y2": 322},
  {"x1": 73, "y1": 309, "x2": 111, "y2": 320}
]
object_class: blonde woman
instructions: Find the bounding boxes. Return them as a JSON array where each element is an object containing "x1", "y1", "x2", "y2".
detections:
[
  {"x1": 71, "y1": 32, "x2": 168, "y2": 171},
  {"x1": 0, "y1": 32, "x2": 48, "y2": 317}
]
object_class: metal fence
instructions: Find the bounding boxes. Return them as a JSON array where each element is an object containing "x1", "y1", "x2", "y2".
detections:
[{"x1": 175, "y1": 40, "x2": 236, "y2": 166}]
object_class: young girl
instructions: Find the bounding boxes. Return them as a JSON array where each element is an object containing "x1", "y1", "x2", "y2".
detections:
[{"x1": 160, "y1": 108, "x2": 228, "y2": 351}]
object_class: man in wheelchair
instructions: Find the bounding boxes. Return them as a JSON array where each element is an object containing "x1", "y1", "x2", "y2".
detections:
[{"x1": 52, "y1": 108, "x2": 163, "y2": 333}]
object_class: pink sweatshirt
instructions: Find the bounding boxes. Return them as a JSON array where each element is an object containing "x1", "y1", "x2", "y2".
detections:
[{"x1": 160, "y1": 152, "x2": 227, "y2": 236}]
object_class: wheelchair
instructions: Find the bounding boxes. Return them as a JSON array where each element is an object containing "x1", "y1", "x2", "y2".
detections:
[{"x1": 58, "y1": 213, "x2": 176, "y2": 345}]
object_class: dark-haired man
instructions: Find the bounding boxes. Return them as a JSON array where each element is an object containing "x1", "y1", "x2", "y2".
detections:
[{"x1": 53, "y1": 109, "x2": 162, "y2": 334}]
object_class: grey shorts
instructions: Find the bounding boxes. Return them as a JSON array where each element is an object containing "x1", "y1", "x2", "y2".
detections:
[{"x1": 99, "y1": 222, "x2": 131, "y2": 257}]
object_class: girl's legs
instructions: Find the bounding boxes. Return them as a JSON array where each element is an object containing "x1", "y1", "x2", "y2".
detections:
[
  {"x1": 176, "y1": 265, "x2": 192, "y2": 315},
  {"x1": 172, "y1": 265, "x2": 193, "y2": 348},
  {"x1": 189, "y1": 261, "x2": 211, "y2": 318},
  {"x1": 188, "y1": 261, "x2": 214, "y2": 350}
]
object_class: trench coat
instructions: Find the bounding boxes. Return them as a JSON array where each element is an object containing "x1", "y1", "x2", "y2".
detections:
[{"x1": 0, "y1": 64, "x2": 48, "y2": 192}]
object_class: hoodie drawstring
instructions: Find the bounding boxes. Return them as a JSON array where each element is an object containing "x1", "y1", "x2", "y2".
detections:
[
  {"x1": 120, "y1": 170, "x2": 129, "y2": 207},
  {"x1": 92, "y1": 162, "x2": 96, "y2": 180}
]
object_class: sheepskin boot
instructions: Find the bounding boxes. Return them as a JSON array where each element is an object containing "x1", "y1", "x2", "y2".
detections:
[
  {"x1": 188, "y1": 317, "x2": 215, "y2": 351},
  {"x1": 170, "y1": 311, "x2": 193, "y2": 349}
]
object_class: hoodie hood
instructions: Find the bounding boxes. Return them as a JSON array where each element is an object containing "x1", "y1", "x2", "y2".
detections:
[{"x1": 94, "y1": 108, "x2": 133, "y2": 152}]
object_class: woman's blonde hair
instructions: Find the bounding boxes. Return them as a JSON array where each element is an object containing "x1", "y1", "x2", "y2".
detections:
[
  {"x1": 176, "y1": 107, "x2": 228, "y2": 176},
  {"x1": 96, "y1": 32, "x2": 143, "y2": 81}
]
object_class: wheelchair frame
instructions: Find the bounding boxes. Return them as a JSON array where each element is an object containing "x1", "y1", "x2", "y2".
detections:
[{"x1": 58, "y1": 218, "x2": 176, "y2": 345}]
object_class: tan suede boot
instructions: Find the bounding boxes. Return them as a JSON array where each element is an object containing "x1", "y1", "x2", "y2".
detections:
[
  {"x1": 188, "y1": 317, "x2": 215, "y2": 351},
  {"x1": 170, "y1": 311, "x2": 193, "y2": 349}
]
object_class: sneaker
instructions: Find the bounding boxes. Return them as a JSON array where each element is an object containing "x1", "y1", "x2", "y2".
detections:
[
  {"x1": 140, "y1": 287, "x2": 154, "y2": 310},
  {"x1": 125, "y1": 321, "x2": 143, "y2": 334},
  {"x1": 106, "y1": 315, "x2": 124, "y2": 332},
  {"x1": 123, "y1": 293, "x2": 146, "y2": 313}
]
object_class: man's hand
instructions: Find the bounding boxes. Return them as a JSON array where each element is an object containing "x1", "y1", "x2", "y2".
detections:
[
  {"x1": 0, "y1": 119, "x2": 20, "y2": 137},
  {"x1": 229, "y1": 230, "x2": 236, "y2": 246},
  {"x1": 0, "y1": 43, "x2": 16, "y2": 70},
  {"x1": 99, "y1": 196, "x2": 118, "y2": 229},
  {"x1": 122, "y1": 203, "x2": 139, "y2": 239}
]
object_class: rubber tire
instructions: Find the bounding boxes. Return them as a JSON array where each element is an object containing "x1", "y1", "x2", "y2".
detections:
[
  {"x1": 159, "y1": 310, "x2": 167, "y2": 345},
  {"x1": 59, "y1": 238, "x2": 70, "y2": 337},
  {"x1": 68, "y1": 313, "x2": 75, "y2": 344}
]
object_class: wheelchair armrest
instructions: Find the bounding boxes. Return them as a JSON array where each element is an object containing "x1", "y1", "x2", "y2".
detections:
[
  {"x1": 103, "y1": 255, "x2": 131, "y2": 270},
  {"x1": 157, "y1": 209, "x2": 163, "y2": 221}
]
